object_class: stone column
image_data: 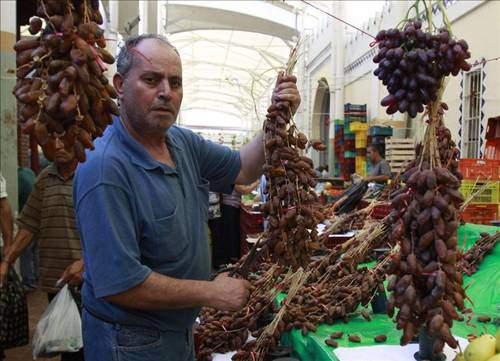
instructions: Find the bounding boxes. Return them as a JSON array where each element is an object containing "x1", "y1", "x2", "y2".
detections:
[{"x1": 329, "y1": 1, "x2": 345, "y2": 176}]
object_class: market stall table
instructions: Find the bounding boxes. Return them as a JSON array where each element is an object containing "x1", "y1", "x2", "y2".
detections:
[
  {"x1": 211, "y1": 223, "x2": 498, "y2": 361},
  {"x1": 280, "y1": 223, "x2": 499, "y2": 361}
]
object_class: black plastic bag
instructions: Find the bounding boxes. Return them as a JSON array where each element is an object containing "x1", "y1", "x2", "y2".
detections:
[{"x1": 0, "y1": 267, "x2": 29, "y2": 349}]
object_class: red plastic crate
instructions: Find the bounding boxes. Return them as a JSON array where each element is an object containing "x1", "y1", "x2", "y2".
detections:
[
  {"x1": 370, "y1": 203, "x2": 391, "y2": 219},
  {"x1": 460, "y1": 203, "x2": 499, "y2": 225},
  {"x1": 484, "y1": 138, "x2": 500, "y2": 160},
  {"x1": 458, "y1": 158, "x2": 500, "y2": 181}
]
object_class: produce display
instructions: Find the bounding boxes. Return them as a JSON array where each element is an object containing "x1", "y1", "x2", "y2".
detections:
[
  {"x1": 12, "y1": 3, "x2": 494, "y2": 361},
  {"x1": 373, "y1": 1, "x2": 470, "y2": 117},
  {"x1": 324, "y1": 181, "x2": 369, "y2": 215},
  {"x1": 197, "y1": 216, "x2": 392, "y2": 360},
  {"x1": 455, "y1": 331, "x2": 500, "y2": 361},
  {"x1": 196, "y1": 264, "x2": 284, "y2": 360},
  {"x1": 13, "y1": 0, "x2": 116, "y2": 162}
]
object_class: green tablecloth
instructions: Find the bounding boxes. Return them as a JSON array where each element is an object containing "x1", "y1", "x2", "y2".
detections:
[{"x1": 280, "y1": 223, "x2": 500, "y2": 361}]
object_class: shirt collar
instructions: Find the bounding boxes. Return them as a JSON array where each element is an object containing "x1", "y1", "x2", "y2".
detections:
[
  {"x1": 47, "y1": 164, "x2": 74, "y2": 181},
  {"x1": 112, "y1": 115, "x2": 182, "y2": 173}
]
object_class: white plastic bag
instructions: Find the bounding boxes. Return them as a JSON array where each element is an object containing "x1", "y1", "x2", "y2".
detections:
[{"x1": 32, "y1": 285, "x2": 83, "y2": 359}]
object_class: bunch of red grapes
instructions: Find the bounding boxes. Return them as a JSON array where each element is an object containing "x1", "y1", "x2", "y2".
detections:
[{"x1": 373, "y1": 19, "x2": 471, "y2": 117}]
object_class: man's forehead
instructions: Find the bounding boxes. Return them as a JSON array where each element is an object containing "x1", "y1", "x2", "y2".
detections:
[{"x1": 134, "y1": 40, "x2": 181, "y2": 72}]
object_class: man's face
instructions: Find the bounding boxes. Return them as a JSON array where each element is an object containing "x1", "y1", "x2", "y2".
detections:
[
  {"x1": 114, "y1": 39, "x2": 183, "y2": 134},
  {"x1": 367, "y1": 147, "x2": 376, "y2": 163},
  {"x1": 53, "y1": 134, "x2": 75, "y2": 165}
]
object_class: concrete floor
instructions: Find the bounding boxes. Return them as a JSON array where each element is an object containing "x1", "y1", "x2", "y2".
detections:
[{"x1": 4, "y1": 290, "x2": 58, "y2": 361}]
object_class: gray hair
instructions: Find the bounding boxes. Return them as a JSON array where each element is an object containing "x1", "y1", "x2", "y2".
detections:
[{"x1": 116, "y1": 33, "x2": 179, "y2": 77}]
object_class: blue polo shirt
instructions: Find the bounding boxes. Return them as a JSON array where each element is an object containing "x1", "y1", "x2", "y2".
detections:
[{"x1": 73, "y1": 117, "x2": 241, "y2": 331}]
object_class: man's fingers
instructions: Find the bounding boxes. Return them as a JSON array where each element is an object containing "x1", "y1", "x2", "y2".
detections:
[
  {"x1": 275, "y1": 81, "x2": 298, "y2": 91},
  {"x1": 280, "y1": 75, "x2": 297, "y2": 83},
  {"x1": 276, "y1": 94, "x2": 299, "y2": 103}
]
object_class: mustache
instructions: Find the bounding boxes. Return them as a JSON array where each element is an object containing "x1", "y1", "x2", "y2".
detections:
[{"x1": 150, "y1": 103, "x2": 175, "y2": 112}]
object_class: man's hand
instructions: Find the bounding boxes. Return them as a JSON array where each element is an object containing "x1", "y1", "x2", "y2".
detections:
[
  {"x1": 207, "y1": 273, "x2": 251, "y2": 311},
  {"x1": 61, "y1": 259, "x2": 84, "y2": 286},
  {"x1": 0, "y1": 261, "x2": 9, "y2": 288},
  {"x1": 274, "y1": 74, "x2": 301, "y2": 115}
]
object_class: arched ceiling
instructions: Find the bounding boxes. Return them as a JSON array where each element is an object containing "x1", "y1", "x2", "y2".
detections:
[{"x1": 160, "y1": 1, "x2": 299, "y2": 134}]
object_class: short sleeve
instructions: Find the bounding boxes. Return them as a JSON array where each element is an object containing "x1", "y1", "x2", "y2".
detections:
[
  {"x1": 76, "y1": 184, "x2": 152, "y2": 298},
  {"x1": 17, "y1": 174, "x2": 44, "y2": 236},
  {"x1": 193, "y1": 134, "x2": 241, "y2": 194},
  {"x1": 380, "y1": 160, "x2": 392, "y2": 176}
]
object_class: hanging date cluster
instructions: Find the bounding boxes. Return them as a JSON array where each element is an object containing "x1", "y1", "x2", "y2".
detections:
[
  {"x1": 13, "y1": 0, "x2": 117, "y2": 163},
  {"x1": 387, "y1": 107, "x2": 468, "y2": 354},
  {"x1": 261, "y1": 71, "x2": 323, "y2": 268},
  {"x1": 373, "y1": 18, "x2": 471, "y2": 117}
]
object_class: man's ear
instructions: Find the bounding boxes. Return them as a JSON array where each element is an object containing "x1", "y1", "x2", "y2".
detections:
[{"x1": 113, "y1": 73, "x2": 125, "y2": 98}]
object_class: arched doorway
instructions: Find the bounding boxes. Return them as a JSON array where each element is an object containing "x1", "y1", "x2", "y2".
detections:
[{"x1": 311, "y1": 78, "x2": 330, "y2": 169}]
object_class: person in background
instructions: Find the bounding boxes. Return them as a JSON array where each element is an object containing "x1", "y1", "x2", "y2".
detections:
[
  {"x1": 0, "y1": 135, "x2": 84, "y2": 361},
  {"x1": 0, "y1": 173, "x2": 13, "y2": 361},
  {"x1": 73, "y1": 33, "x2": 300, "y2": 361},
  {"x1": 18, "y1": 167, "x2": 38, "y2": 291},
  {"x1": 0, "y1": 174, "x2": 13, "y2": 257},
  {"x1": 321, "y1": 165, "x2": 329, "y2": 178},
  {"x1": 207, "y1": 191, "x2": 223, "y2": 270},
  {"x1": 213, "y1": 181, "x2": 259, "y2": 269},
  {"x1": 257, "y1": 174, "x2": 268, "y2": 203},
  {"x1": 314, "y1": 166, "x2": 323, "y2": 178},
  {"x1": 365, "y1": 144, "x2": 392, "y2": 184}
]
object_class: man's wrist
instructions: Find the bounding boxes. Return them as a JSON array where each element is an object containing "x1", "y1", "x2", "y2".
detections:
[
  {"x1": 198, "y1": 280, "x2": 215, "y2": 307},
  {"x1": 3, "y1": 253, "x2": 13, "y2": 265}
]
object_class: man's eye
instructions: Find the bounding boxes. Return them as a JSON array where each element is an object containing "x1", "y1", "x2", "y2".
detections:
[{"x1": 144, "y1": 77, "x2": 156, "y2": 84}]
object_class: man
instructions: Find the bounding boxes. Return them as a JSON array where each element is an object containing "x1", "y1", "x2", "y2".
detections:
[
  {"x1": 73, "y1": 33, "x2": 300, "y2": 361},
  {"x1": 0, "y1": 173, "x2": 13, "y2": 361},
  {"x1": 0, "y1": 173, "x2": 13, "y2": 257},
  {"x1": 0, "y1": 136, "x2": 84, "y2": 361},
  {"x1": 213, "y1": 181, "x2": 259, "y2": 269},
  {"x1": 18, "y1": 166, "x2": 39, "y2": 290},
  {"x1": 365, "y1": 144, "x2": 392, "y2": 184}
]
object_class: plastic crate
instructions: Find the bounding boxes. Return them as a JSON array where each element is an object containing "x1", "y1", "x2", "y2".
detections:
[
  {"x1": 355, "y1": 163, "x2": 367, "y2": 176},
  {"x1": 344, "y1": 133, "x2": 355, "y2": 140},
  {"x1": 344, "y1": 151, "x2": 356, "y2": 158},
  {"x1": 484, "y1": 138, "x2": 500, "y2": 160},
  {"x1": 345, "y1": 115, "x2": 367, "y2": 123},
  {"x1": 460, "y1": 204, "x2": 499, "y2": 225},
  {"x1": 350, "y1": 121, "x2": 369, "y2": 132},
  {"x1": 344, "y1": 103, "x2": 367, "y2": 112},
  {"x1": 355, "y1": 156, "x2": 366, "y2": 176},
  {"x1": 356, "y1": 148, "x2": 367, "y2": 156},
  {"x1": 344, "y1": 139, "x2": 355, "y2": 150},
  {"x1": 460, "y1": 180, "x2": 499, "y2": 204},
  {"x1": 334, "y1": 119, "x2": 344, "y2": 126},
  {"x1": 355, "y1": 134, "x2": 368, "y2": 148},
  {"x1": 355, "y1": 155, "x2": 365, "y2": 162},
  {"x1": 458, "y1": 159, "x2": 500, "y2": 181},
  {"x1": 370, "y1": 136, "x2": 386, "y2": 145},
  {"x1": 370, "y1": 202, "x2": 391, "y2": 219},
  {"x1": 368, "y1": 126, "x2": 393, "y2": 136}
]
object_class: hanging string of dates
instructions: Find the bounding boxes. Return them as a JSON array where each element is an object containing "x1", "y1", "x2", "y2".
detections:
[{"x1": 13, "y1": 0, "x2": 117, "y2": 163}]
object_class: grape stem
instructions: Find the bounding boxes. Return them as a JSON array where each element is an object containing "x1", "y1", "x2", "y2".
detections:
[
  {"x1": 422, "y1": 0, "x2": 433, "y2": 33},
  {"x1": 438, "y1": 0, "x2": 453, "y2": 36}
]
